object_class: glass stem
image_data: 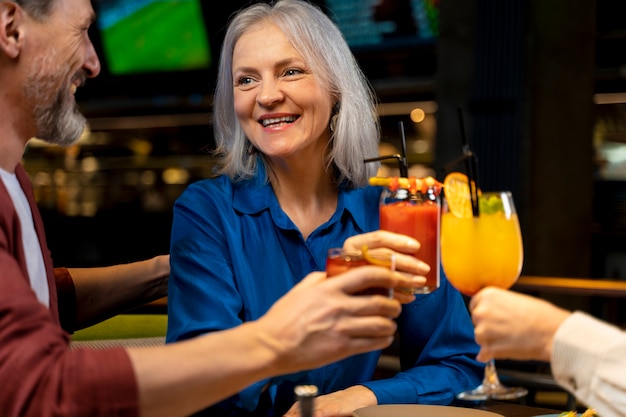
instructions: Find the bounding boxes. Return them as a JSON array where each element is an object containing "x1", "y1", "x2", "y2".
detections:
[{"x1": 482, "y1": 359, "x2": 503, "y2": 390}]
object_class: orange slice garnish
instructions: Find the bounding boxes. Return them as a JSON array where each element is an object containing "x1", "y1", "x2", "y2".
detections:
[
  {"x1": 361, "y1": 246, "x2": 392, "y2": 268},
  {"x1": 443, "y1": 172, "x2": 480, "y2": 218}
]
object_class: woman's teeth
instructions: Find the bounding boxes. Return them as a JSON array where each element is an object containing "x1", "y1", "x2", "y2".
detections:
[{"x1": 261, "y1": 116, "x2": 297, "y2": 127}]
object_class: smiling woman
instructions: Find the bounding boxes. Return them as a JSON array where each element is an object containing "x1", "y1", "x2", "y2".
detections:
[
  {"x1": 166, "y1": 1, "x2": 484, "y2": 416},
  {"x1": 231, "y1": 22, "x2": 334, "y2": 181}
]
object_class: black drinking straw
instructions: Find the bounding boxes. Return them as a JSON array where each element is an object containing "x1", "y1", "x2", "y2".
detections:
[
  {"x1": 398, "y1": 121, "x2": 409, "y2": 178},
  {"x1": 457, "y1": 107, "x2": 480, "y2": 217},
  {"x1": 364, "y1": 122, "x2": 409, "y2": 178}
]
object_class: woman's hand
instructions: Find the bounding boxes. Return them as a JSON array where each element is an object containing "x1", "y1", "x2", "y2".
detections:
[
  {"x1": 283, "y1": 385, "x2": 377, "y2": 417},
  {"x1": 343, "y1": 231, "x2": 429, "y2": 302}
]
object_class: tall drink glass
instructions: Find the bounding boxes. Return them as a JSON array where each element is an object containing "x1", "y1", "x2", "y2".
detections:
[
  {"x1": 441, "y1": 190, "x2": 527, "y2": 400},
  {"x1": 379, "y1": 179, "x2": 441, "y2": 294}
]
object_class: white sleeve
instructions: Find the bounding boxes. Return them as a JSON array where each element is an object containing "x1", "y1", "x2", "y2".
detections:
[{"x1": 552, "y1": 311, "x2": 626, "y2": 417}]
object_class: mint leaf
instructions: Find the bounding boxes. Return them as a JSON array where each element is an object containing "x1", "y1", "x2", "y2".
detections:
[{"x1": 478, "y1": 195, "x2": 504, "y2": 214}]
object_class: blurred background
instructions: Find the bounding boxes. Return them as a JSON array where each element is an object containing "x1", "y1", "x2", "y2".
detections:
[{"x1": 23, "y1": 0, "x2": 626, "y2": 287}]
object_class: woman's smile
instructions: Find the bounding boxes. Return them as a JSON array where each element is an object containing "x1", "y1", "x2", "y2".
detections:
[{"x1": 259, "y1": 114, "x2": 300, "y2": 129}]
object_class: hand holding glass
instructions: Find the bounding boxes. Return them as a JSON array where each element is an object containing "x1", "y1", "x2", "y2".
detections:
[{"x1": 326, "y1": 248, "x2": 396, "y2": 297}]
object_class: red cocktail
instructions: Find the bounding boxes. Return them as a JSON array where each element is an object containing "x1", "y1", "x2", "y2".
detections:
[
  {"x1": 378, "y1": 178, "x2": 441, "y2": 293},
  {"x1": 326, "y1": 248, "x2": 394, "y2": 297}
]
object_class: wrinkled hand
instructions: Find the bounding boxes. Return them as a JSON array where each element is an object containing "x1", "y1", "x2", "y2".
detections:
[
  {"x1": 470, "y1": 287, "x2": 571, "y2": 362},
  {"x1": 256, "y1": 266, "x2": 403, "y2": 375},
  {"x1": 283, "y1": 385, "x2": 377, "y2": 417},
  {"x1": 343, "y1": 231, "x2": 429, "y2": 302}
]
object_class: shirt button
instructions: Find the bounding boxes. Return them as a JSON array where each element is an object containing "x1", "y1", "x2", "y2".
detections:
[{"x1": 568, "y1": 377, "x2": 577, "y2": 390}]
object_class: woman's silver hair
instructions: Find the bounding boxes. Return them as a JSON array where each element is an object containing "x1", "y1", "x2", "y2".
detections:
[
  {"x1": 12, "y1": 0, "x2": 54, "y2": 20},
  {"x1": 212, "y1": 0, "x2": 380, "y2": 188}
]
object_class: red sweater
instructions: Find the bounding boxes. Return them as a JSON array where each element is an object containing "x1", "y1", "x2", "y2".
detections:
[{"x1": 0, "y1": 164, "x2": 139, "y2": 417}]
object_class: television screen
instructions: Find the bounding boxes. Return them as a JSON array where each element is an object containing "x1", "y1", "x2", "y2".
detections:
[
  {"x1": 321, "y1": 0, "x2": 439, "y2": 51},
  {"x1": 78, "y1": 0, "x2": 439, "y2": 114},
  {"x1": 96, "y1": 0, "x2": 211, "y2": 75},
  {"x1": 316, "y1": 0, "x2": 440, "y2": 93}
]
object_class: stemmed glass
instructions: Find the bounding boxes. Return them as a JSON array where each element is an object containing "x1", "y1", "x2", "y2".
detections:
[{"x1": 441, "y1": 190, "x2": 528, "y2": 401}]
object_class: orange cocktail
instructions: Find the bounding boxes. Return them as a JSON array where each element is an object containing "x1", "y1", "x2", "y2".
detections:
[
  {"x1": 440, "y1": 192, "x2": 523, "y2": 296},
  {"x1": 440, "y1": 174, "x2": 527, "y2": 401}
]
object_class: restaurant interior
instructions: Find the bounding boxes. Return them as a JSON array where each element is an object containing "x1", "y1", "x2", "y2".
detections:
[{"x1": 25, "y1": 0, "x2": 626, "y2": 413}]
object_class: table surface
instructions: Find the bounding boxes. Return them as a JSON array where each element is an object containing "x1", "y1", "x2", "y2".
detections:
[{"x1": 456, "y1": 400, "x2": 563, "y2": 417}]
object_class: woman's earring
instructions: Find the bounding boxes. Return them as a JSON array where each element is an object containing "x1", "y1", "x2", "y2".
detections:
[
  {"x1": 329, "y1": 114, "x2": 338, "y2": 133},
  {"x1": 329, "y1": 102, "x2": 340, "y2": 133}
]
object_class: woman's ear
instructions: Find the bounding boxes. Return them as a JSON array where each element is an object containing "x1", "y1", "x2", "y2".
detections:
[{"x1": 0, "y1": 2, "x2": 23, "y2": 59}]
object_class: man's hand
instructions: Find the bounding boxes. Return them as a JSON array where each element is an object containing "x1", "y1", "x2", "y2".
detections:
[{"x1": 470, "y1": 287, "x2": 571, "y2": 362}]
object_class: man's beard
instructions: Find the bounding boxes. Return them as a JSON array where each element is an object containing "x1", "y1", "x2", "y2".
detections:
[{"x1": 24, "y1": 60, "x2": 87, "y2": 147}]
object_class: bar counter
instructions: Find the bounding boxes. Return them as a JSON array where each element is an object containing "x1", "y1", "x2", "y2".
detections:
[{"x1": 514, "y1": 275, "x2": 626, "y2": 298}]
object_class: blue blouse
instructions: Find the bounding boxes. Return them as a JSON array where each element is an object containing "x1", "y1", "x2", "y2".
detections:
[{"x1": 167, "y1": 167, "x2": 483, "y2": 416}]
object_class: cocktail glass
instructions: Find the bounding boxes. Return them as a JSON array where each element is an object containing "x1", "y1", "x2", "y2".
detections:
[
  {"x1": 441, "y1": 190, "x2": 527, "y2": 400},
  {"x1": 326, "y1": 248, "x2": 396, "y2": 297},
  {"x1": 379, "y1": 181, "x2": 440, "y2": 294}
]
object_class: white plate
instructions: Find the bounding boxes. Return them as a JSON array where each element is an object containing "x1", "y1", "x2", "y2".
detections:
[{"x1": 353, "y1": 404, "x2": 505, "y2": 417}]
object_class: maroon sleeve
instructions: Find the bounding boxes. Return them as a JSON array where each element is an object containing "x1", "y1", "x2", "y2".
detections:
[
  {"x1": 0, "y1": 252, "x2": 140, "y2": 417},
  {"x1": 54, "y1": 267, "x2": 77, "y2": 333},
  {"x1": 1, "y1": 164, "x2": 139, "y2": 415}
]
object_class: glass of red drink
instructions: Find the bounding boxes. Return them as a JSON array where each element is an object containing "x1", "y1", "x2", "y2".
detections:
[
  {"x1": 326, "y1": 248, "x2": 395, "y2": 297},
  {"x1": 379, "y1": 178, "x2": 441, "y2": 294}
]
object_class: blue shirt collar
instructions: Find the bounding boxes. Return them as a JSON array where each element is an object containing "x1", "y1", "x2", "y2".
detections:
[
  {"x1": 231, "y1": 163, "x2": 372, "y2": 232},
  {"x1": 232, "y1": 166, "x2": 272, "y2": 215}
]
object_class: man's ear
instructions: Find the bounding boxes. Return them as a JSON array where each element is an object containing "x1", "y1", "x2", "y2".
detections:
[{"x1": 0, "y1": 2, "x2": 23, "y2": 59}]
